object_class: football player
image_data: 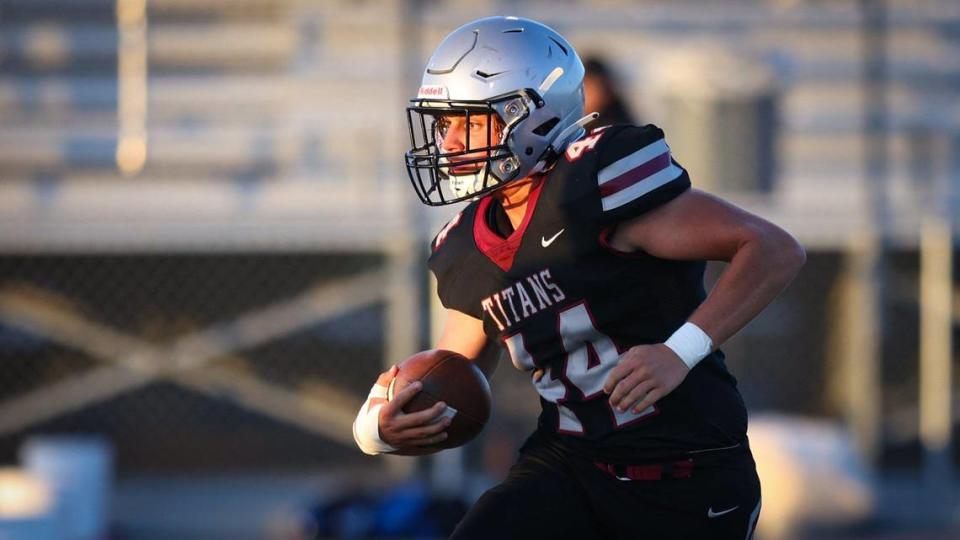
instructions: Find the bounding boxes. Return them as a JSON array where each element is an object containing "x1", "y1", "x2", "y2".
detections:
[{"x1": 353, "y1": 16, "x2": 805, "y2": 539}]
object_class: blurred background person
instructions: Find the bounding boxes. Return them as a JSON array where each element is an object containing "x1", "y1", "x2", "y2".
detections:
[{"x1": 583, "y1": 56, "x2": 638, "y2": 126}]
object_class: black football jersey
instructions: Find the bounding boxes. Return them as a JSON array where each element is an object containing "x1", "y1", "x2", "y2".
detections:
[{"x1": 428, "y1": 124, "x2": 749, "y2": 464}]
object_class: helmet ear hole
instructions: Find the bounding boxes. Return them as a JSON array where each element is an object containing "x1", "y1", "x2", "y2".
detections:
[{"x1": 532, "y1": 117, "x2": 560, "y2": 136}]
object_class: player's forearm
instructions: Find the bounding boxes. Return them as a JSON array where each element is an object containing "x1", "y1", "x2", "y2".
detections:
[
  {"x1": 436, "y1": 308, "x2": 496, "y2": 379},
  {"x1": 688, "y1": 227, "x2": 805, "y2": 348},
  {"x1": 470, "y1": 340, "x2": 501, "y2": 380}
]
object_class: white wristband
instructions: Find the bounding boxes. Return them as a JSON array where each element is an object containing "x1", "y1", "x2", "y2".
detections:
[
  {"x1": 352, "y1": 383, "x2": 397, "y2": 455},
  {"x1": 663, "y1": 322, "x2": 713, "y2": 370}
]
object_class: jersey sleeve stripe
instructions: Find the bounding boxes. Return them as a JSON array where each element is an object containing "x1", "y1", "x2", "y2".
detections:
[
  {"x1": 597, "y1": 138, "x2": 669, "y2": 185},
  {"x1": 598, "y1": 151, "x2": 671, "y2": 198},
  {"x1": 600, "y1": 163, "x2": 685, "y2": 211}
]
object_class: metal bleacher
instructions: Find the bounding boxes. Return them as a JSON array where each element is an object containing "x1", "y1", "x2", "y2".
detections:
[
  {"x1": 0, "y1": 0, "x2": 410, "y2": 252},
  {"x1": 1, "y1": 0, "x2": 958, "y2": 252}
]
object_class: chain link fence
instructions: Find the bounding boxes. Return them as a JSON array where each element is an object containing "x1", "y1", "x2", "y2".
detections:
[{"x1": 0, "y1": 252, "x2": 388, "y2": 471}]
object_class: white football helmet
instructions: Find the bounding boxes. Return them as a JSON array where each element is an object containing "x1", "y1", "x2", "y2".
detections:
[{"x1": 405, "y1": 16, "x2": 592, "y2": 205}]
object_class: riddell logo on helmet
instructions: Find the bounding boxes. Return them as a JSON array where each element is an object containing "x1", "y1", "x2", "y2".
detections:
[{"x1": 418, "y1": 85, "x2": 449, "y2": 99}]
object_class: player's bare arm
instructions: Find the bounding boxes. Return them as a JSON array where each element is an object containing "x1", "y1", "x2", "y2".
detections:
[
  {"x1": 436, "y1": 308, "x2": 490, "y2": 370},
  {"x1": 604, "y1": 189, "x2": 806, "y2": 413},
  {"x1": 377, "y1": 308, "x2": 490, "y2": 450}
]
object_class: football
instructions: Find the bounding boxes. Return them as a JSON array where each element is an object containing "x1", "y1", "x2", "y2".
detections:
[{"x1": 387, "y1": 349, "x2": 491, "y2": 452}]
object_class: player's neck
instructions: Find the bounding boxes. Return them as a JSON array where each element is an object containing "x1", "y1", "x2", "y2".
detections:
[{"x1": 494, "y1": 175, "x2": 539, "y2": 229}]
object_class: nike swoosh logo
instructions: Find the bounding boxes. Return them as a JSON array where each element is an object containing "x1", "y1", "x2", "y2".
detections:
[
  {"x1": 707, "y1": 506, "x2": 739, "y2": 518},
  {"x1": 541, "y1": 229, "x2": 565, "y2": 248}
]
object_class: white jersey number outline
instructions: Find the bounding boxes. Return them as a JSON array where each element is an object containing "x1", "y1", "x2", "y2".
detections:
[{"x1": 503, "y1": 301, "x2": 656, "y2": 435}]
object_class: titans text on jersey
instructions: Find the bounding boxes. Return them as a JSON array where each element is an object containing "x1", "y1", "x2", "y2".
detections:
[
  {"x1": 428, "y1": 124, "x2": 749, "y2": 464},
  {"x1": 481, "y1": 269, "x2": 567, "y2": 330}
]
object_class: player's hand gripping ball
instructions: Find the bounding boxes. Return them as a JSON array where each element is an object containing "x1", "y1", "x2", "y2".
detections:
[{"x1": 386, "y1": 349, "x2": 491, "y2": 454}]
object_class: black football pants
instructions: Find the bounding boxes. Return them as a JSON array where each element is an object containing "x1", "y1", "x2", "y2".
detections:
[{"x1": 449, "y1": 435, "x2": 761, "y2": 540}]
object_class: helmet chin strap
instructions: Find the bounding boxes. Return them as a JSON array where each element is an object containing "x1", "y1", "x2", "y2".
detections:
[
  {"x1": 557, "y1": 112, "x2": 600, "y2": 146},
  {"x1": 531, "y1": 112, "x2": 599, "y2": 174}
]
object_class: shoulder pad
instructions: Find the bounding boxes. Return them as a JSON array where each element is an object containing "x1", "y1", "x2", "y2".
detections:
[
  {"x1": 427, "y1": 204, "x2": 485, "y2": 319},
  {"x1": 553, "y1": 123, "x2": 691, "y2": 224},
  {"x1": 430, "y1": 209, "x2": 466, "y2": 253}
]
